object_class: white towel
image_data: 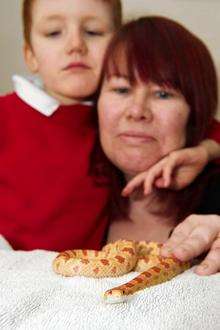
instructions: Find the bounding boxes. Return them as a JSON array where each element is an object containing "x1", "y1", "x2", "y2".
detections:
[
  {"x1": 0, "y1": 246, "x2": 219, "y2": 330},
  {"x1": 0, "y1": 235, "x2": 13, "y2": 250}
]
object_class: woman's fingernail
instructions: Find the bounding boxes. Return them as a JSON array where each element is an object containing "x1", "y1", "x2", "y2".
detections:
[
  {"x1": 195, "y1": 263, "x2": 211, "y2": 275},
  {"x1": 175, "y1": 247, "x2": 187, "y2": 255},
  {"x1": 198, "y1": 263, "x2": 209, "y2": 271},
  {"x1": 161, "y1": 247, "x2": 172, "y2": 256}
]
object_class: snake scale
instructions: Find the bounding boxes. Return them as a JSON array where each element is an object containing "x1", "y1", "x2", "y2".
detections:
[{"x1": 52, "y1": 240, "x2": 190, "y2": 303}]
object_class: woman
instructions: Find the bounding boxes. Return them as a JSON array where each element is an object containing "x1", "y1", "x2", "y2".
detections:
[{"x1": 97, "y1": 16, "x2": 220, "y2": 273}]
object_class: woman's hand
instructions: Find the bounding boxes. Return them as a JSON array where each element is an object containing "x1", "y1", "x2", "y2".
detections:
[
  {"x1": 122, "y1": 144, "x2": 210, "y2": 196},
  {"x1": 161, "y1": 214, "x2": 220, "y2": 275}
]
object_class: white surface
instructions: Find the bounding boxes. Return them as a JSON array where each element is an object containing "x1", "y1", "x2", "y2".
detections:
[{"x1": 0, "y1": 243, "x2": 219, "y2": 330}]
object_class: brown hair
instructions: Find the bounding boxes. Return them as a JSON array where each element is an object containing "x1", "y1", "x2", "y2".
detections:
[{"x1": 22, "y1": 0, "x2": 122, "y2": 46}]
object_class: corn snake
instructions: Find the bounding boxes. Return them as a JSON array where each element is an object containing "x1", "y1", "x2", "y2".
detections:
[{"x1": 53, "y1": 240, "x2": 190, "y2": 303}]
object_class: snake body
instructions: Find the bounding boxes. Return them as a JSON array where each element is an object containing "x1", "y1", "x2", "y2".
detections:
[{"x1": 53, "y1": 240, "x2": 190, "y2": 303}]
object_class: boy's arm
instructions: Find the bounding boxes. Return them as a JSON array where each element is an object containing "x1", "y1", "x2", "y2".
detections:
[
  {"x1": 122, "y1": 123, "x2": 220, "y2": 196},
  {"x1": 200, "y1": 139, "x2": 220, "y2": 161},
  {"x1": 207, "y1": 118, "x2": 220, "y2": 142},
  {"x1": 206, "y1": 118, "x2": 220, "y2": 163},
  {"x1": 122, "y1": 143, "x2": 213, "y2": 196}
]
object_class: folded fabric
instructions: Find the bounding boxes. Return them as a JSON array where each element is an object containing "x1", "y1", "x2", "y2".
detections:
[
  {"x1": 0, "y1": 235, "x2": 13, "y2": 250},
  {"x1": 0, "y1": 248, "x2": 219, "y2": 330}
]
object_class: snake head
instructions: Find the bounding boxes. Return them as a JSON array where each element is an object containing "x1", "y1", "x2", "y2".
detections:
[{"x1": 103, "y1": 289, "x2": 128, "y2": 304}]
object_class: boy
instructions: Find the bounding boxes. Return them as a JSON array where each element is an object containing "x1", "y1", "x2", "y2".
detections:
[{"x1": 0, "y1": 0, "x2": 122, "y2": 251}]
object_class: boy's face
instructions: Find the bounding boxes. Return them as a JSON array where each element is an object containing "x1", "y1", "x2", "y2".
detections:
[{"x1": 24, "y1": 0, "x2": 115, "y2": 104}]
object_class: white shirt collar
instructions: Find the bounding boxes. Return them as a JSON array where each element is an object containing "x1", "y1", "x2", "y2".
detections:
[{"x1": 12, "y1": 75, "x2": 93, "y2": 117}]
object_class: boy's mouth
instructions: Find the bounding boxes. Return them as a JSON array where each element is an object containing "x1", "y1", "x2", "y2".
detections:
[{"x1": 64, "y1": 62, "x2": 90, "y2": 71}]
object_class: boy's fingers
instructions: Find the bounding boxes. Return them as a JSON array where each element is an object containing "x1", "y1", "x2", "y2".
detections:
[
  {"x1": 154, "y1": 177, "x2": 166, "y2": 188},
  {"x1": 195, "y1": 247, "x2": 220, "y2": 275},
  {"x1": 163, "y1": 150, "x2": 195, "y2": 189},
  {"x1": 163, "y1": 156, "x2": 179, "y2": 187},
  {"x1": 144, "y1": 166, "x2": 162, "y2": 194},
  {"x1": 121, "y1": 173, "x2": 146, "y2": 196},
  {"x1": 145, "y1": 157, "x2": 173, "y2": 192}
]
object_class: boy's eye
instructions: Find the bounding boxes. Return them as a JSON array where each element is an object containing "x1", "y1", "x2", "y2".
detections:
[
  {"x1": 85, "y1": 30, "x2": 104, "y2": 37},
  {"x1": 46, "y1": 30, "x2": 61, "y2": 38}
]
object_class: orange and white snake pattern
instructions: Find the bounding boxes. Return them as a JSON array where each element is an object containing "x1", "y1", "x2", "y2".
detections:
[{"x1": 53, "y1": 240, "x2": 190, "y2": 303}]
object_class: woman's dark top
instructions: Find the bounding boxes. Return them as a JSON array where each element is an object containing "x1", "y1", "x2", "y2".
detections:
[{"x1": 196, "y1": 166, "x2": 220, "y2": 215}]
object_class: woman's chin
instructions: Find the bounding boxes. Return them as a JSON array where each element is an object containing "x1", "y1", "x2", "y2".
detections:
[{"x1": 114, "y1": 157, "x2": 158, "y2": 178}]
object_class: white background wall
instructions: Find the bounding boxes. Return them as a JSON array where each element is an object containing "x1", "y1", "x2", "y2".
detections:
[{"x1": 0, "y1": 0, "x2": 219, "y2": 116}]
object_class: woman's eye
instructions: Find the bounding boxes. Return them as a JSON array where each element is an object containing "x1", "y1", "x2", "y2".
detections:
[
  {"x1": 113, "y1": 87, "x2": 130, "y2": 95},
  {"x1": 155, "y1": 90, "x2": 173, "y2": 99}
]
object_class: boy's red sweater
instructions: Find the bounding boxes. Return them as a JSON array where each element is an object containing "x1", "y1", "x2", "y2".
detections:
[
  {"x1": 0, "y1": 93, "x2": 110, "y2": 251},
  {"x1": 208, "y1": 118, "x2": 220, "y2": 142}
]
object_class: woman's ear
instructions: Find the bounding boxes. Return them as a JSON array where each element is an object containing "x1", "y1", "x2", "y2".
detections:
[{"x1": 23, "y1": 43, "x2": 39, "y2": 73}]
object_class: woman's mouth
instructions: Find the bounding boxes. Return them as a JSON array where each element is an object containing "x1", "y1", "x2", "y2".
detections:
[{"x1": 119, "y1": 131, "x2": 155, "y2": 144}]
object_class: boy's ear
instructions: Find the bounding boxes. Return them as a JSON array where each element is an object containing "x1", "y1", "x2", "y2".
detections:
[{"x1": 23, "y1": 43, "x2": 39, "y2": 73}]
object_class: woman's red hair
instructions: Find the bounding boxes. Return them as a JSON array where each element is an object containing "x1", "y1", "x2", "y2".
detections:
[
  {"x1": 97, "y1": 16, "x2": 219, "y2": 222},
  {"x1": 102, "y1": 16, "x2": 218, "y2": 146}
]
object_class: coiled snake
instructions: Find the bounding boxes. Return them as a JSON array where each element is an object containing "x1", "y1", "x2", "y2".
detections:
[{"x1": 52, "y1": 240, "x2": 190, "y2": 303}]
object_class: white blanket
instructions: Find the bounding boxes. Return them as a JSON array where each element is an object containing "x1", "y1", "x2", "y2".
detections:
[{"x1": 0, "y1": 237, "x2": 219, "y2": 330}]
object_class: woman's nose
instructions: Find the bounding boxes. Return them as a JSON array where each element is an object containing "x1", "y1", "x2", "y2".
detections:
[
  {"x1": 65, "y1": 30, "x2": 87, "y2": 54},
  {"x1": 126, "y1": 100, "x2": 153, "y2": 122}
]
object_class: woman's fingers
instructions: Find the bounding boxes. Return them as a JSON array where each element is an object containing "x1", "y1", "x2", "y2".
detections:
[
  {"x1": 195, "y1": 248, "x2": 220, "y2": 275},
  {"x1": 161, "y1": 231, "x2": 187, "y2": 257},
  {"x1": 195, "y1": 249, "x2": 220, "y2": 275},
  {"x1": 161, "y1": 220, "x2": 195, "y2": 257},
  {"x1": 168, "y1": 233, "x2": 212, "y2": 261},
  {"x1": 195, "y1": 235, "x2": 220, "y2": 275},
  {"x1": 162, "y1": 215, "x2": 220, "y2": 266}
]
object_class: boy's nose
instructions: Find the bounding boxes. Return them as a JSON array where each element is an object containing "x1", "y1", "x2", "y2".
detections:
[{"x1": 65, "y1": 31, "x2": 87, "y2": 54}]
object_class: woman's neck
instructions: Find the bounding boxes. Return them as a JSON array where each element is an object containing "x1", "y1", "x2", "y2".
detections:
[
  {"x1": 129, "y1": 191, "x2": 175, "y2": 226},
  {"x1": 107, "y1": 191, "x2": 176, "y2": 244}
]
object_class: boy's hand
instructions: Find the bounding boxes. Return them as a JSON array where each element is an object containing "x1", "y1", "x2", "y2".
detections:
[
  {"x1": 122, "y1": 145, "x2": 209, "y2": 196},
  {"x1": 161, "y1": 214, "x2": 220, "y2": 275}
]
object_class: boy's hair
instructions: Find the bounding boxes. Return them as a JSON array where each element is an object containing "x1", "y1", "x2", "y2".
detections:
[{"x1": 22, "y1": 0, "x2": 122, "y2": 46}]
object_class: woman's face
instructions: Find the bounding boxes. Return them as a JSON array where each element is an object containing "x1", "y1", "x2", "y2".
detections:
[{"x1": 98, "y1": 75, "x2": 190, "y2": 178}]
